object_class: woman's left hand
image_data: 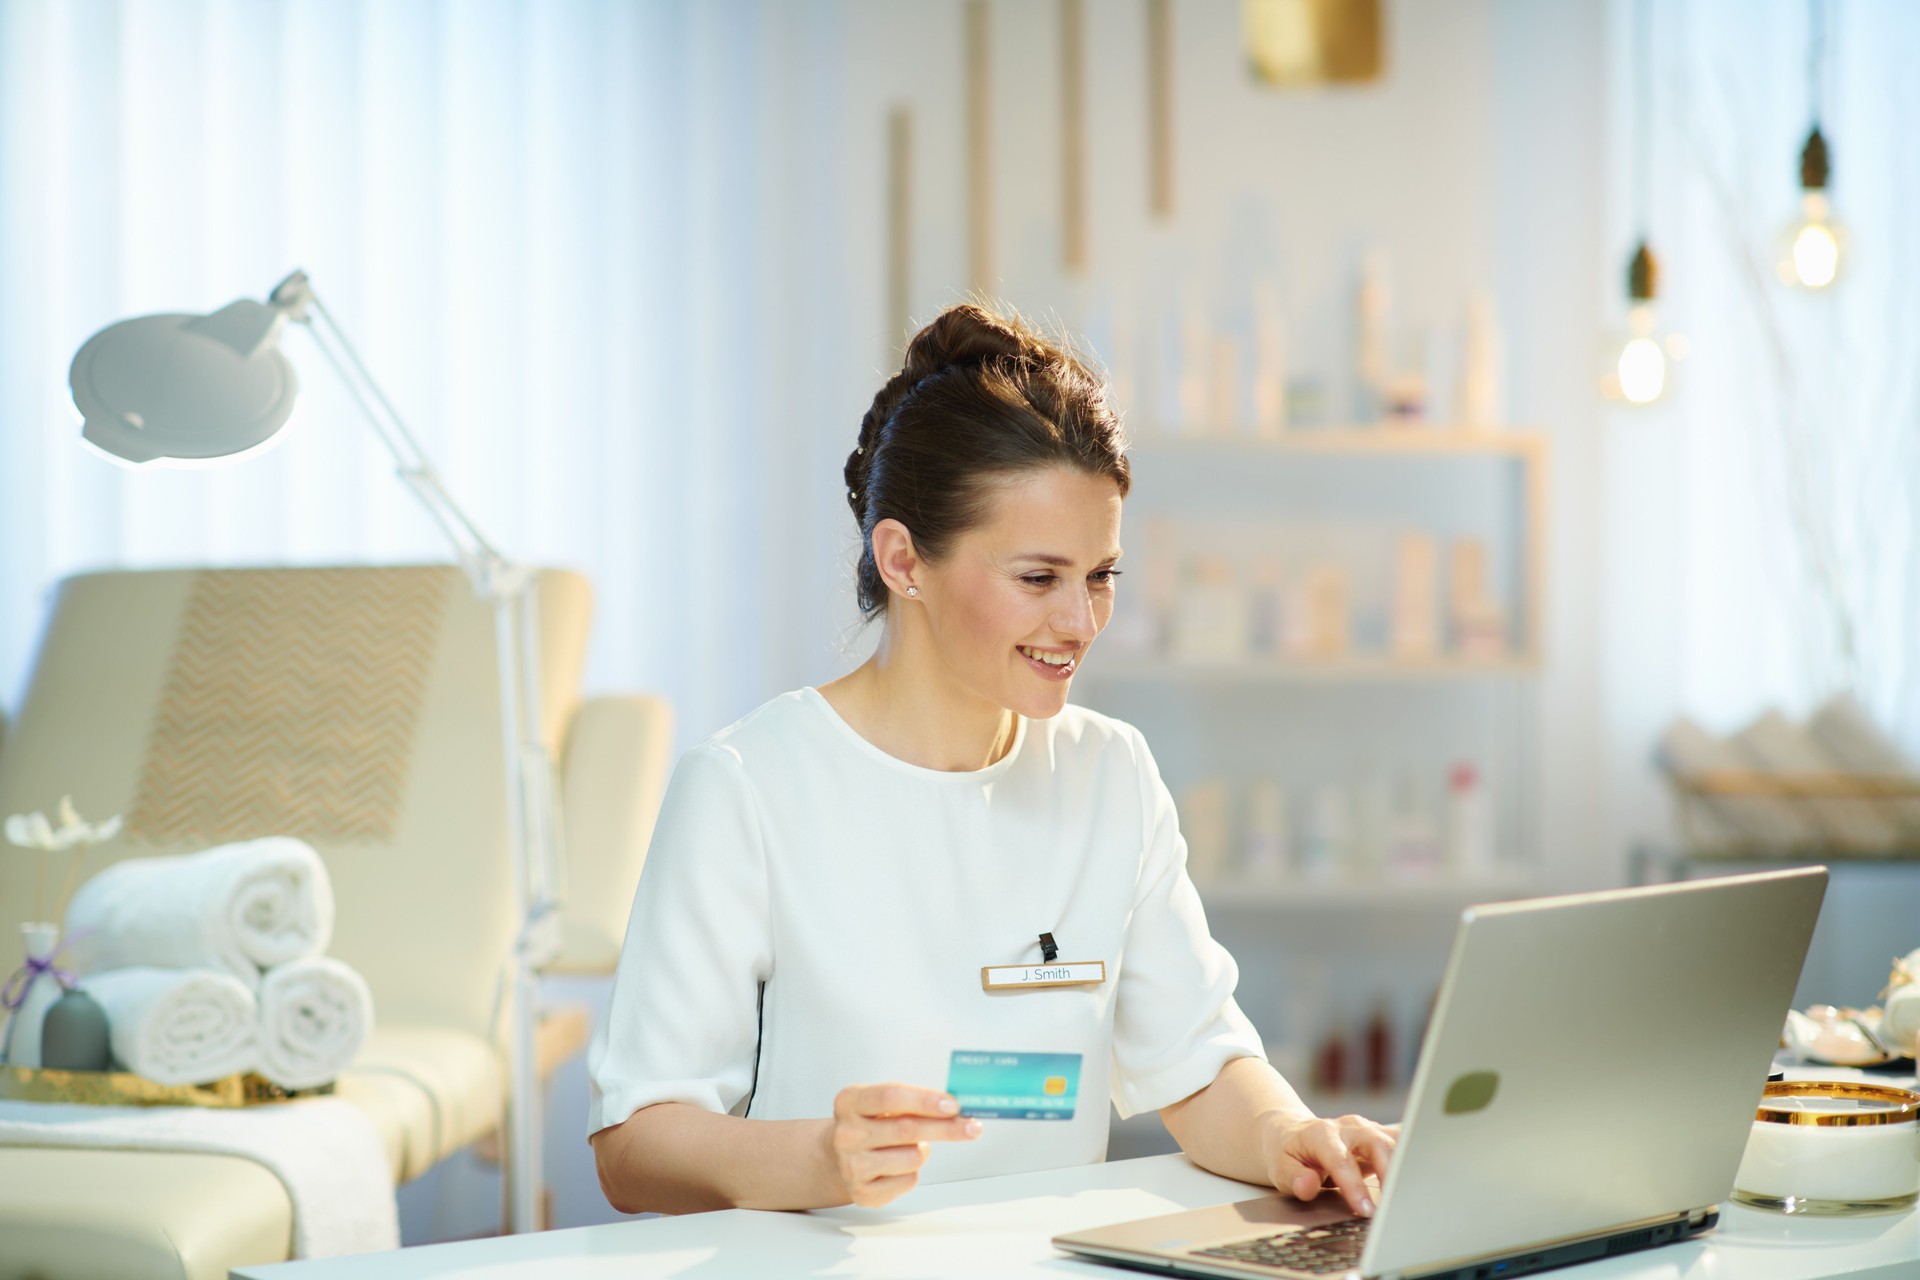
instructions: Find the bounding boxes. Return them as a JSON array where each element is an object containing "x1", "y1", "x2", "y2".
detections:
[{"x1": 1260, "y1": 1113, "x2": 1400, "y2": 1218}]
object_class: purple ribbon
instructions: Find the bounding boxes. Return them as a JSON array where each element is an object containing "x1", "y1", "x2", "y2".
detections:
[{"x1": 0, "y1": 930, "x2": 90, "y2": 1012}]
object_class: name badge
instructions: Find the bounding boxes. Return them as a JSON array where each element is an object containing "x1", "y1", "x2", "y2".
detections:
[{"x1": 980, "y1": 961, "x2": 1106, "y2": 990}]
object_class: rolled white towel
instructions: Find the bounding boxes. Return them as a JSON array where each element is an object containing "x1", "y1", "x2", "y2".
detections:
[
  {"x1": 256, "y1": 957, "x2": 374, "y2": 1090},
  {"x1": 65, "y1": 838, "x2": 335, "y2": 986},
  {"x1": 83, "y1": 967, "x2": 259, "y2": 1085}
]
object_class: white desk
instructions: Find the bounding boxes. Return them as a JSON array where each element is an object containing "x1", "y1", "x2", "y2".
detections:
[{"x1": 236, "y1": 1153, "x2": 1920, "y2": 1280}]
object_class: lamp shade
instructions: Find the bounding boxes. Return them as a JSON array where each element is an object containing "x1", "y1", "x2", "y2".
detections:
[{"x1": 70, "y1": 299, "x2": 298, "y2": 466}]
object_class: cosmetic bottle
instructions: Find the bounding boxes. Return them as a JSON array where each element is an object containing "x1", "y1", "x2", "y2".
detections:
[
  {"x1": 1179, "y1": 780, "x2": 1234, "y2": 885},
  {"x1": 1247, "y1": 555, "x2": 1285, "y2": 655},
  {"x1": 1391, "y1": 533, "x2": 1440, "y2": 659},
  {"x1": 1460, "y1": 290, "x2": 1504, "y2": 431},
  {"x1": 1387, "y1": 772, "x2": 1441, "y2": 878},
  {"x1": 1299, "y1": 784, "x2": 1351, "y2": 881},
  {"x1": 1364, "y1": 1003, "x2": 1395, "y2": 1092},
  {"x1": 1446, "y1": 762, "x2": 1495, "y2": 879},
  {"x1": 1241, "y1": 780, "x2": 1289, "y2": 881},
  {"x1": 1173, "y1": 557, "x2": 1248, "y2": 661},
  {"x1": 1356, "y1": 251, "x2": 1392, "y2": 424},
  {"x1": 1253, "y1": 282, "x2": 1289, "y2": 438}
]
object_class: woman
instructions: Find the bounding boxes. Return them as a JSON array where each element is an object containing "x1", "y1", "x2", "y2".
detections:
[{"x1": 588, "y1": 304, "x2": 1396, "y2": 1216}]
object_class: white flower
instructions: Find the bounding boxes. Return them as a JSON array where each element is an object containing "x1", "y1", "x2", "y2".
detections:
[
  {"x1": 5, "y1": 799, "x2": 122, "y2": 852},
  {"x1": 5, "y1": 811, "x2": 55, "y2": 851}
]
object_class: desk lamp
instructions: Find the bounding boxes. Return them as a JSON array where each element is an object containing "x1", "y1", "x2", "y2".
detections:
[{"x1": 69, "y1": 270, "x2": 559, "y2": 1236}]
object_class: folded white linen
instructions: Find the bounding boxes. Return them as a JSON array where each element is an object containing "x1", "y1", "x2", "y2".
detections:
[
  {"x1": 83, "y1": 966, "x2": 259, "y2": 1086},
  {"x1": 257, "y1": 956, "x2": 375, "y2": 1090},
  {"x1": 1658, "y1": 715, "x2": 1821, "y2": 850},
  {"x1": 1735, "y1": 708, "x2": 1904, "y2": 851},
  {"x1": 1810, "y1": 692, "x2": 1920, "y2": 840},
  {"x1": 65, "y1": 837, "x2": 335, "y2": 986},
  {"x1": 0, "y1": 1095, "x2": 398, "y2": 1258}
]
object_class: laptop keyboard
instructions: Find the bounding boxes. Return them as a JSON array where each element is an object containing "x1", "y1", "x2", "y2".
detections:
[{"x1": 1191, "y1": 1217, "x2": 1371, "y2": 1275}]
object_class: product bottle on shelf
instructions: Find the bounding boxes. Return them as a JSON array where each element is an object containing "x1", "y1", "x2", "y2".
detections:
[
  {"x1": 1387, "y1": 771, "x2": 1441, "y2": 878},
  {"x1": 1459, "y1": 290, "x2": 1505, "y2": 432},
  {"x1": 1253, "y1": 280, "x2": 1289, "y2": 438},
  {"x1": 1313, "y1": 1024, "x2": 1349, "y2": 1095},
  {"x1": 1364, "y1": 1002, "x2": 1395, "y2": 1092},
  {"x1": 1179, "y1": 780, "x2": 1234, "y2": 886},
  {"x1": 1299, "y1": 784, "x2": 1352, "y2": 881},
  {"x1": 1241, "y1": 780, "x2": 1290, "y2": 881},
  {"x1": 1247, "y1": 555, "x2": 1286, "y2": 656},
  {"x1": 1173, "y1": 556, "x2": 1249, "y2": 661},
  {"x1": 1355, "y1": 250, "x2": 1392, "y2": 424},
  {"x1": 1445, "y1": 762, "x2": 1495, "y2": 878}
]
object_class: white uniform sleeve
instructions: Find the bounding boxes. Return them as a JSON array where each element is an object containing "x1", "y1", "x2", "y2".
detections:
[
  {"x1": 587, "y1": 742, "x2": 773, "y2": 1134},
  {"x1": 1109, "y1": 727, "x2": 1267, "y2": 1119}
]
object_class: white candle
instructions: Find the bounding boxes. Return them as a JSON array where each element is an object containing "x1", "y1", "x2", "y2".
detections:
[{"x1": 1734, "y1": 1081, "x2": 1920, "y2": 1213}]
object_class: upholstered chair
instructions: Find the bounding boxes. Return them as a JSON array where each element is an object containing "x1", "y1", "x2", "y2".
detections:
[{"x1": 0, "y1": 565, "x2": 671, "y2": 1279}]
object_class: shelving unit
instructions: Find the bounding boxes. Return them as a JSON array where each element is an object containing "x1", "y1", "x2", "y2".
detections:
[
  {"x1": 1081, "y1": 423, "x2": 1552, "y2": 1115},
  {"x1": 1091, "y1": 655, "x2": 1538, "y2": 684},
  {"x1": 1121, "y1": 427, "x2": 1550, "y2": 673},
  {"x1": 1194, "y1": 873, "x2": 1539, "y2": 911}
]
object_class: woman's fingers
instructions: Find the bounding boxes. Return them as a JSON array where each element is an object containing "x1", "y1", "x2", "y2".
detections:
[
  {"x1": 853, "y1": 1140, "x2": 931, "y2": 1180},
  {"x1": 839, "y1": 1083, "x2": 959, "y2": 1120},
  {"x1": 830, "y1": 1082, "x2": 984, "y2": 1207},
  {"x1": 1352, "y1": 1128, "x2": 1394, "y2": 1185},
  {"x1": 1272, "y1": 1116, "x2": 1397, "y2": 1217},
  {"x1": 871, "y1": 1114, "x2": 982, "y2": 1146},
  {"x1": 850, "y1": 1171, "x2": 921, "y2": 1208}
]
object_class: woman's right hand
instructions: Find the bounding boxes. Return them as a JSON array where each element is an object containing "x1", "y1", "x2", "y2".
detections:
[{"x1": 828, "y1": 1083, "x2": 983, "y2": 1207}]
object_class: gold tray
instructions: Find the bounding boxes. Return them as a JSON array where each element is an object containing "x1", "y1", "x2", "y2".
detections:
[{"x1": 0, "y1": 1065, "x2": 333, "y2": 1108}]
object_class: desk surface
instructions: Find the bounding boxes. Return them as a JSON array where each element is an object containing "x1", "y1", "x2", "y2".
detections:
[{"x1": 238, "y1": 1153, "x2": 1920, "y2": 1280}]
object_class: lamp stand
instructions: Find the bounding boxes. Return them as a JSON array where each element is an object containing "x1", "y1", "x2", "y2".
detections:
[{"x1": 271, "y1": 272, "x2": 560, "y2": 1236}]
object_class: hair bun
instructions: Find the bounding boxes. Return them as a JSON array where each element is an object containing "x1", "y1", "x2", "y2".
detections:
[{"x1": 899, "y1": 304, "x2": 1035, "y2": 385}]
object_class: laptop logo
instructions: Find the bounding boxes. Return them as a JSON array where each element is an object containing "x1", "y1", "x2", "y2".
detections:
[{"x1": 1444, "y1": 1071, "x2": 1499, "y2": 1115}]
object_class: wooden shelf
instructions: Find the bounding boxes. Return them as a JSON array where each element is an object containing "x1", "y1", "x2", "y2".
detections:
[
  {"x1": 1195, "y1": 874, "x2": 1540, "y2": 910},
  {"x1": 1127, "y1": 426, "x2": 1548, "y2": 457},
  {"x1": 1081, "y1": 654, "x2": 1540, "y2": 683}
]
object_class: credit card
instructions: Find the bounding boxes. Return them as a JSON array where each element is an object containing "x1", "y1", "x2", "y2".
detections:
[{"x1": 947, "y1": 1050, "x2": 1081, "y2": 1120}]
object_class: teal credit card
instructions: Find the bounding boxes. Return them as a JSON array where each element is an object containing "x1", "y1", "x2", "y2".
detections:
[{"x1": 947, "y1": 1050, "x2": 1082, "y2": 1121}]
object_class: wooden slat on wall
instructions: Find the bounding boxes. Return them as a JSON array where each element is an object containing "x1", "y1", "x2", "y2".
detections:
[
  {"x1": 886, "y1": 105, "x2": 913, "y2": 354},
  {"x1": 1147, "y1": 0, "x2": 1173, "y2": 220},
  {"x1": 965, "y1": 0, "x2": 993, "y2": 295},
  {"x1": 1061, "y1": 0, "x2": 1087, "y2": 272}
]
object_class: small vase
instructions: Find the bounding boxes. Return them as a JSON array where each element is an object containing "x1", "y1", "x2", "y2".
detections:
[
  {"x1": 3, "y1": 921, "x2": 65, "y2": 1068},
  {"x1": 41, "y1": 987, "x2": 112, "y2": 1072}
]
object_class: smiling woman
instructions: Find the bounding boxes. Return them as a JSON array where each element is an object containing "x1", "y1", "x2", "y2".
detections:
[{"x1": 585, "y1": 302, "x2": 1396, "y2": 1219}]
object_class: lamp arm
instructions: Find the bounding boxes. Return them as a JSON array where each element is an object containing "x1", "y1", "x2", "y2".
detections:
[
  {"x1": 267, "y1": 273, "x2": 559, "y2": 1234},
  {"x1": 293, "y1": 301, "x2": 510, "y2": 595}
]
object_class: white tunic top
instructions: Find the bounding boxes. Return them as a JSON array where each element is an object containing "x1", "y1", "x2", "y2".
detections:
[{"x1": 586, "y1": 687, "x2": 1264, "y2": 1184}]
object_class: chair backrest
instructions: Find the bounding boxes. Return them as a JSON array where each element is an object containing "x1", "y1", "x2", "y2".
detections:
[{"x1": 0, "y1": 565, "x2": 592, "y2": 1039}]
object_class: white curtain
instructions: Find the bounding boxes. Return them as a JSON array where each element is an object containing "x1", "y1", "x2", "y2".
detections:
[
  {"x1": 1604, "y1": 0, "x2": 1920, "y2": 757},
  {"x1": 0, "y1": 0, "x2": 871, "y2": 742}
]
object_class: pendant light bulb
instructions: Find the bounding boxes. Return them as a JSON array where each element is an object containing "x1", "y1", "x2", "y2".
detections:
[
  {"x1": 1617, "y1": 305, "x2": 1667, "y2": 406},
  {"x1": 1601, "y1": 241, "x2": 1683, "y2": 406},
  {"x1": 1777, "y1": 127, "x2": 1845, "y2": 289}
]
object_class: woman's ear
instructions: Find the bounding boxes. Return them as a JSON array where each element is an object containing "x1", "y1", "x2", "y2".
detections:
[{"x1": 870, "y1": 518, "x2": 923, "y2": 598}]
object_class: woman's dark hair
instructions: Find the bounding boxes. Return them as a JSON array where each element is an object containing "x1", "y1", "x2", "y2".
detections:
[{"x1": 844, "y1": 303, "x2": 1131, "y2": 618}]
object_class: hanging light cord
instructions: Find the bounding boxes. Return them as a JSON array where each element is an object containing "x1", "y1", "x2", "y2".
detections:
[
  {"x1": 1633, "y1": 0, "x2": 1651, "y2": 243},
  {"x1": 1807, "y1": 0, "x2": 1826, "y2": 131}
]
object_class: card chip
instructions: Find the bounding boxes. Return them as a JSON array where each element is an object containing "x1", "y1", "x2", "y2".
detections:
[{"x1": 1044, "y1": 1076, "x2": 1067, "y2": 1095}]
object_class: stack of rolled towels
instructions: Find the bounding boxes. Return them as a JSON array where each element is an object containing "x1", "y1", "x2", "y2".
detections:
[{"x1": 60, "y1": 837, "x2": 373, "y2": 1090}]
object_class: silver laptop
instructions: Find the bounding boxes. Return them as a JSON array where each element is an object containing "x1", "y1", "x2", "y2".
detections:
[{"x1": 1056, "y1": 867, "x2": 1827, "y2": 1280}]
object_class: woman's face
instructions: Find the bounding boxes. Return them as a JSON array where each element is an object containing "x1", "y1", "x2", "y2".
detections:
[{"x1": 913, "y1": 465, "x2": 1124, "y2": 721}]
